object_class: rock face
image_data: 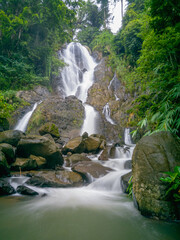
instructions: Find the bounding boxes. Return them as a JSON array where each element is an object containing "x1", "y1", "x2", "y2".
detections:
[
  {"x1": 10, "y1": 86, "x2": 50, "y2": 128},
  {"x1": 72, "y1": 161, "x2": 112, "y2": 181},
  {"x1": 39, "y1": 122, "x2": 60, "y2": 138},
  {"x1": 0, "y1": 179, "x2": 15, "y2": 196},
  {"x1": 16, "y1": 135, "x2": 64, "y2": 169},
  {"x1": 0, "y1": 130, "x2": 24, "y2": 147},
  {"x1": 27, "y1": 95, "x2": 84, "y2": 143},
  {"x1": 132, "y1": 131, "x2": 180, "y2": 220},
  {"x1": 11, "y1": 158, "x2": 38, "y2": 171}
]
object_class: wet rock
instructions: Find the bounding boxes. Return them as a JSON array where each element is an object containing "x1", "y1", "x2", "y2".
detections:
[
  {"x1": 83, "y1": 136, "x2": 102, "y2": 153},
  {"x1": 82, "y1": 132, "x2": 88, "y2": 139},
  {"x1": 0, "y1": 130, "x2": 24, "y2": 147},
  {"x1": 17, "y1": 185, "x2": 39, "y2": 196},
  {"x1": 124, "y1": 160, "x2": 132, "y2": 169},
  {"x1": 11, "y1": 158, "x2": 38, "y2": 171},
  {"x1": 39, "y1": 122, "x2": 60, "y2": 138},
  {"x1": 67, "y1": 153, "x2": 91, "y2": 166},
  {"x1": 29, "y1": 155, "x2": 46, "y2": 169},
  {"x1": 62, "y1": 136, "x2": 85, "y2": 154},
  {"x1": 16, "y1": 135, "x2": 64, "y2": 169},
  {"x1": 98, "y1": 147, "x2": 109, "y2": 161},
  {"x1": 132, "y1": 131, "x2": 180, "y2": 220},
  {"x1": 0, "y1": 151, "x2": 10, "y2": 177},
  {"x1": 72, "y1": 161, "x2": 112, "y2": 181},
  {"x1": 0, "y1": 143, "x2": 15, "y2": 165},
  {"x1": 121, "y1": 171, "x2": 132, "y2": 193},
  {"x1": 0, "y1": 179, "x2": 15, "y2": 195},
  {"x1": 26, "y1": 170, "x2": 83, "y2": 187}
]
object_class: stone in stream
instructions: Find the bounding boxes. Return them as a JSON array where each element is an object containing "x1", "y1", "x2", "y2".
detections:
[
  {"x1": 16, "y1": 135, "x2": 64, "y2": 169},
  {"x1": 132, "y1": 131, "x2": 180, "y2": 221},
  {"x1": 16, "y1": 185, "x2": 39, "y2": 196},
  {"x1": 62, "y1": 134, "x2": 106, "y2": 155},
  {"x1": 124, "y1": 160, "x2": 132, "y2": 169},
  {"x1": 121, "y1": 171, "x2": 132, "y2": 193},
  {"x1": 62, "y1": 136, "x2": 86, "y2": 154},
  {"x1": 0, "y1": 130, "x2": 25, "y2": 147},
  {"x1": 98, "y1": 147, "x2": 109, "y2": 161},
  {"x1": 66, "y1": 153, "x2": 91, "y2": 167},
  {"x1": 0, "y1": 143, "x2": 15, "y2": 165},
  {"x1": 0, "y1": 179, "x2": 15, "y2": 196},
  {"x1": 26, "y1": 170, "x2": 84, "y2": 188},
  {"x1": 72, "y1": 161, "x2": 112, "y2": 181},
  {"x1": 0, "y1": 151, "x2": 10, "y2": 177}
]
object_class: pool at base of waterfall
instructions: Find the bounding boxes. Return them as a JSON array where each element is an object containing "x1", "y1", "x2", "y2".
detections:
[{"x1": 0, "y1": 191, "x2": 179, "y2": 240}]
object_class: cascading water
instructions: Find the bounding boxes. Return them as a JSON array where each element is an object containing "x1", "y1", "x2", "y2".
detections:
[
  {"x1": 59, "y1": 42, "x2": 99, "y2": 135},
  {"x1": 14, "y1": 102, "x2": 39, "y2": 132},
  {"x1": 1, "y1": 42, "x2": 178, "y2": 240},
  {"x1": 124, "y1": 128, "x2": 133, "y2": 145},
  {"x1": 103, "y1": 103, "x2": 116, "y2": 125}
]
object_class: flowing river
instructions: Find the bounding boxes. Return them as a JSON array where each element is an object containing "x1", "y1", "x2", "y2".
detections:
[{"x1": 1, "y1": 42, "x2": 179, "y2": 240}]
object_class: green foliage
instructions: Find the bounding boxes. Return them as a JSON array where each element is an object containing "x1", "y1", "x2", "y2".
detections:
[
  {"x1": 127, "y1": 176, "x2": 133, "y2": 198},
  {"x1": 160, "y1": 166, "x2": 180, "y2": 202},
  {"x1": 77, "y1": 0, "x2": 103, "y2": 47},
  {"x1": 0, "y1": 0, "x2": 77, "y2": 90},
  {"x1": 91, "y1": 30, "x2": 114, "y2": 55}
]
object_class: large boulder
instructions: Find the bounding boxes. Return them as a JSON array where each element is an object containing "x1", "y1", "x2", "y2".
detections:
[
  {"x1": 0, "y1": 151, "x2": 10, "y2": 177},
  {"x1": 0, "y1": 143, "x2": 15, "y2": 165},
  {"x1": 16, "y1": 135, "x2": 64, "y2": 169},
  {"x1": 26, "y1": 170, "x2": 83, "y2": 187},
  {"x1": 72, "y1": 161, "x2": 112, "y2": 181},
  {"x1": 132, "y1": 131, "x2": 180, "y2": 220},
  {"x1": 62, "y1": 136, "x2": 85, "y2": 154},
  {"x1": 11, "y1": 158, "x2": 38, "y2": 171},
  {"x1": 39, "y1": 122, "x2": 60, "y2": 138},
  {"x1": 83, "y1": 136, "x2": 102, "y2": 153},
  {"x1": 0, "y1": 130, "x2": 24, "y2": 147},
  {"x1": 0, "y1": 179, "x2": 15, "y2": 196}
]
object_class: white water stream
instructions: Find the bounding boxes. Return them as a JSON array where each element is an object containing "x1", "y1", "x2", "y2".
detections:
[
  {"x1": 14, "y1": 102, "x2": 38, "y2": 132},
  {"x1": 60, "y1": 42, "x2": 98, "y2": 135},
  {"x1": 103, "y1": 103, "x2": 116, "y2": 125}
]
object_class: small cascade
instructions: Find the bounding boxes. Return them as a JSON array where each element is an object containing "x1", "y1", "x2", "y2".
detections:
[
  {"x1": 124, "y1": 128, "x2": 133, "y2": 145},
  {"x1": 14, "y1": 102, "x2": 39, "y2": 132},
  {"x1": 7, "y1": 176, "x2": 29, "y2": 190},
  {"x1": 59, "y1": 42, "x2": 98, "y2": 134},
  {"x1": 103, "y1": 103, "x2": 116, "y2": 125},
  {"x1": 108, "y1": 73, "x2": 120, "y2": 101}
]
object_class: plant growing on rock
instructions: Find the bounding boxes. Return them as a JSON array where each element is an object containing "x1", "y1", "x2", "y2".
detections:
[{"x1": 160, "y1": 166, "x2": 180, "y2": 202}]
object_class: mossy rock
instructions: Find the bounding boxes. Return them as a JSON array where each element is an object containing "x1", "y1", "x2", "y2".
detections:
[{"x1": 39, "y1": 122, "x2": 60, "y2": 138}]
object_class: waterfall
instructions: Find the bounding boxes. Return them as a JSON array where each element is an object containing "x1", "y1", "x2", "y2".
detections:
[
  {"x1": 14, "y1": 102, "x2": 38, "y2": 132},
  {"x1": 103, "y1": 103, "x2": 116, "y2": 125},
  {"x1": 124, "y1": 128, "x2": 133, "y2": 145},
  {"x1": 60, "y1": 42, "x2": 98, "y2": 134}
]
